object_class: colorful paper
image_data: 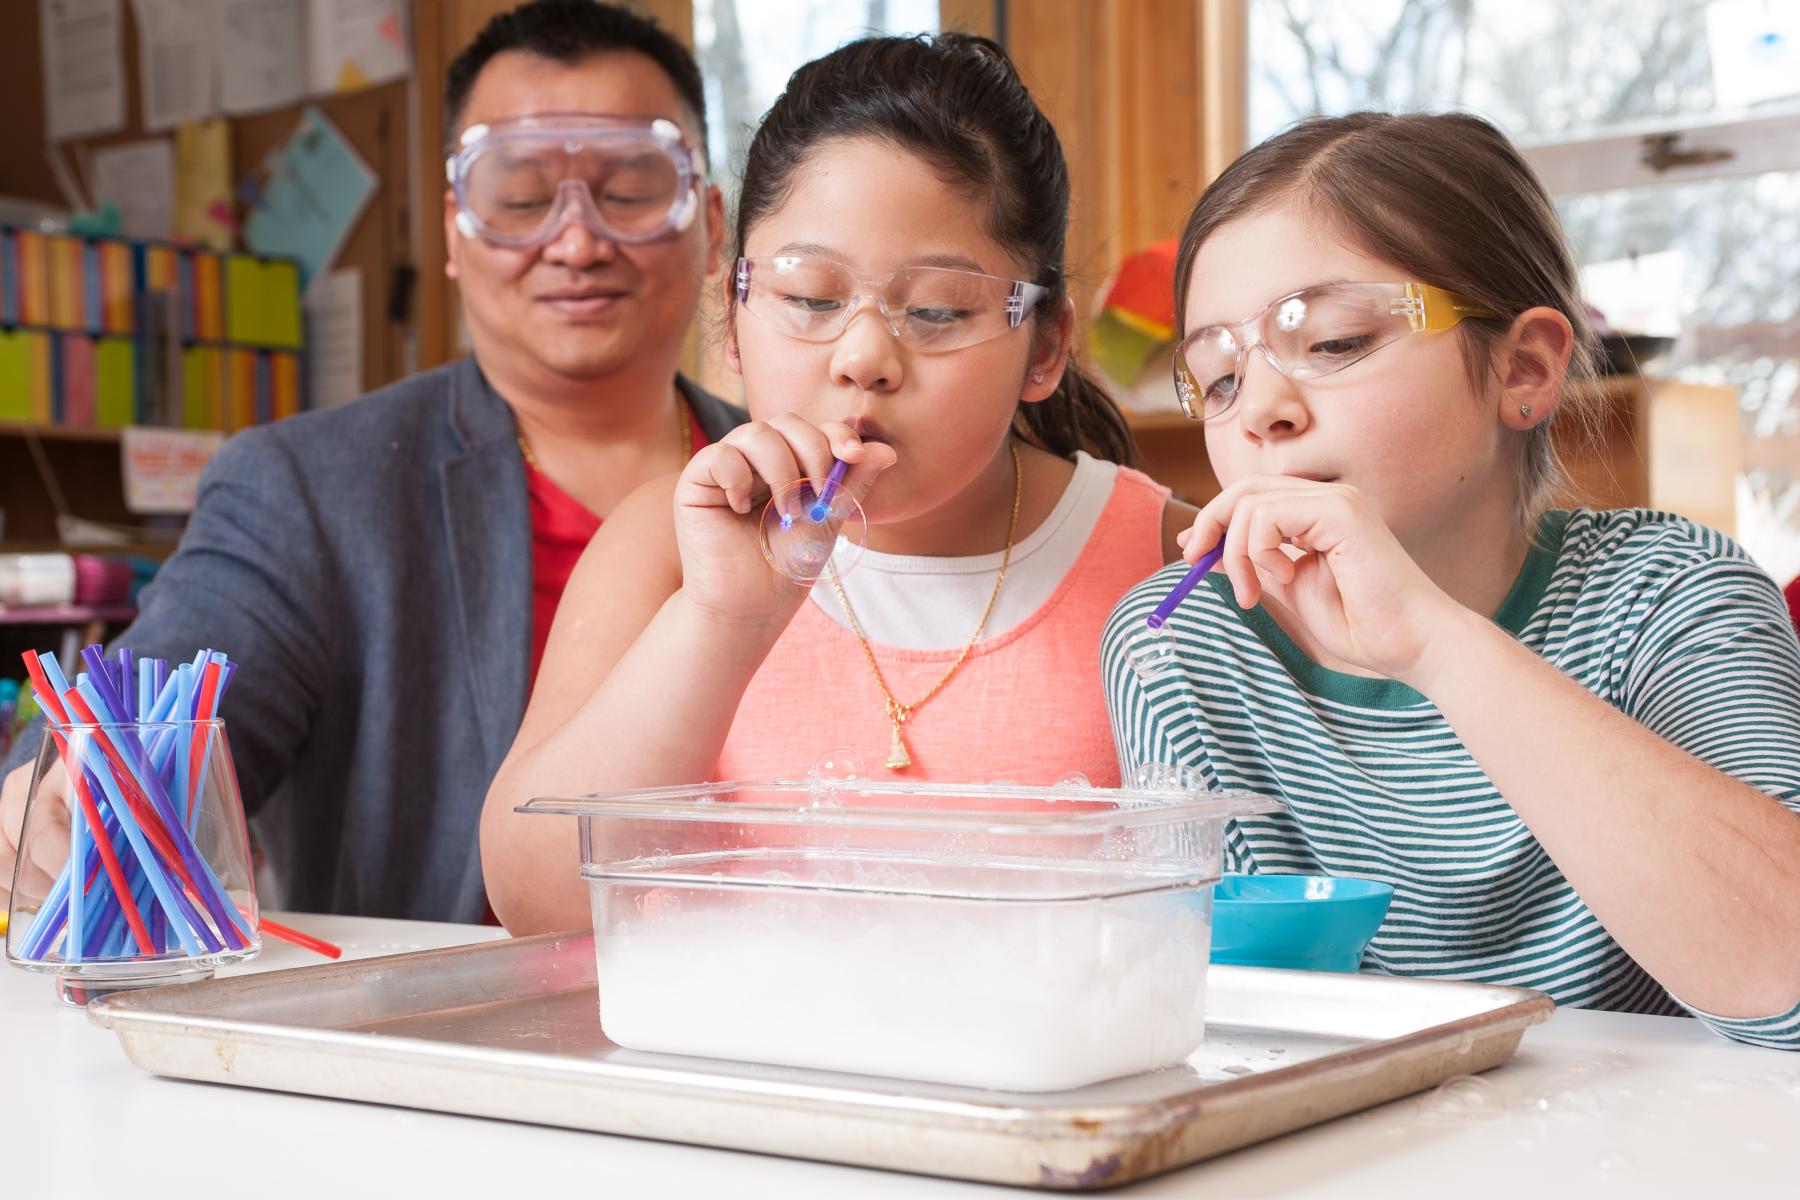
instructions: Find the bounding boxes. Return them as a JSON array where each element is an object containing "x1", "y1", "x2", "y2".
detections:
[
  {"x1": 16, "y1": 232, "x2": 51, "y2": 325},
  {"x1": 60, "y1": 335, "x2": 96, "y2": 427},
  {"x1": 0, "y1": 329, "x2": 35, "y2": 420},
  {"x1": 48, "y1": 236, "x2": 85, "y2": 330},
  {"x1": 95, "y1": 337, "x2": 137, "y2": 428},
  {"x1": 243, "y1": 107, "x2": 377, "y2": 287},
  {"x1": 175, "y1": 119, "x2": 235, "y2": 251}
]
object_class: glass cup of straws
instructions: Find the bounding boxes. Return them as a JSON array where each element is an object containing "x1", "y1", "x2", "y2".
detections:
[{"x1": 5, "y1": 717, "x2": 261, "y2": 1006}]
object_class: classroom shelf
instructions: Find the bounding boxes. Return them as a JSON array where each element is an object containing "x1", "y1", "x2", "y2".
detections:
[
  {"x1": 0, "y1": 542, "x2": 178, "y2": 561},
  {"x1": 0, "y1": 603, "x2": 136, "y2": 626},
  {"x1": 0, "y1": 420, "x2": 126, "y2": 443}
]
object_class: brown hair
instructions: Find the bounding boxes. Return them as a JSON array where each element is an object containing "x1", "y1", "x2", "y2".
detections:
[
  {"x1": 732, "y1": 33, "x2": 1138, "y2": 467},
  {"x1": 1175, "y1": 111, "x2": 1598, "y2": 522}
]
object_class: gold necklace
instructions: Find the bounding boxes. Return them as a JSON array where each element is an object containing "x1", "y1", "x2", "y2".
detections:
[
  {"x1": 826, "y1": 440, "x2": 1023, "y2": 771},
  {"x1": 517, "y1": 387, "x2": 693, "y2": 472}
]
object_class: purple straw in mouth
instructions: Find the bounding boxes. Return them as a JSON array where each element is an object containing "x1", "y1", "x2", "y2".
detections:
[
  {"x1": 808, "y1": 458, "x2": 851, "y2": 523},
  {"x1": 1145, "y1": 537, "x2": 1227, "y2": 630}
]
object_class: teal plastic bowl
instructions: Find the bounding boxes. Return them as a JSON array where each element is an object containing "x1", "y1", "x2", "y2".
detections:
[{"x1": 1209, "y1": 874, "x2": 1394, "y2": 972}]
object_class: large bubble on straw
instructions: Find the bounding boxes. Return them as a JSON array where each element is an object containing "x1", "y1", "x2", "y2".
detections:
[
  {"x1": 759, "y1": 475, "x2": 868, "y2": 583},
  {"x1": 1125, "y1": 623, "x2": 1181, "y2": 683}
]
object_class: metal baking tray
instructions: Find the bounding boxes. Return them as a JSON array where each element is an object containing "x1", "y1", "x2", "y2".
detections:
[{"x1": 89, "y1": 931, "x2": 1552, "y2": 1190}]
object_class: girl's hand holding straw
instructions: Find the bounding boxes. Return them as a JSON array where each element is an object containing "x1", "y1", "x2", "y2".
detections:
[
  {"x1": 1183, "y1": 474, "x2": 1466, "y2": 686},
  {"x1": 673, "y1": 414, "x2": 895, "y2": 623}
]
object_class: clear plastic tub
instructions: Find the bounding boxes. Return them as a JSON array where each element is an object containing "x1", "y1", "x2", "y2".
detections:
[{"x1": 520, "y1": 779, "x2": 1279, "y2": 1092}]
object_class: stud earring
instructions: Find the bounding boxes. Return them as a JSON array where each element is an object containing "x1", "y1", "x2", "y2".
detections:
[
  {"x1": 1519, "y1": 405, "x2": 1532, "y2": 418},
  {"x1": 1031, "y1": 371, "x2": 1045, "y2": 384}
]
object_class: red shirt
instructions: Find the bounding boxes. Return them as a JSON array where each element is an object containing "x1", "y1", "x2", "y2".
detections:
[
  {"x1": 525, "y1": 405, "x2": 709, "y2": 681},
  {"x1": 1785, "y1": 574, "x2": 1800, "y2": 637},
  {"x1": 485, "y1": 407, "x2": 708, "y2": 929}
]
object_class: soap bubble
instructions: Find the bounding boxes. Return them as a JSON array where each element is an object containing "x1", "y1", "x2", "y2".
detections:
[
  {"x1": 805, "y1": 749, "x2": 863, "y2": 809},
  {"x1": 806, "y1": 749, "x2": 865, "y2": 782},
  {"x1": 1418, "y1": 1074, "x2": 1509, "y2": 1125},
  {"x1": 1124, "y1": 624, "x2": 1180, "y2": 682},
  {"x1": 760, "y1": 475, "x2": 867, "y2": 582}
]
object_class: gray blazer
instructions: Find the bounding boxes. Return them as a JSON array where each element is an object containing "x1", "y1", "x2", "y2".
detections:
[{"x1": 3, "y1": 356, "x2": 747, "y2": 922}]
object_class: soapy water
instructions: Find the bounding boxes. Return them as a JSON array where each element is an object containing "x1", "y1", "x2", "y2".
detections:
[
  {"x1": 592, "y1": 883, "x2": 1210, "y2": 1092},
  {"x1": 1417, "y1": 1073, "x2": 1510, "y2": 1126},
  {"x1": 759, "y1": 475, "x2": 867, "y2": 582},
  {"x1": 1759, "y1": 1069, "x2": 1800, "y2": 1102},
  {"x1": 1526, "y1": 1075, "x2": 1605, "y2": 1122}
]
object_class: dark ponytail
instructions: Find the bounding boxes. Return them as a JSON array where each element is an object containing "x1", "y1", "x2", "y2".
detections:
[{"x1": 733, "y1": 33, "x2": 1138, "y2": 467}]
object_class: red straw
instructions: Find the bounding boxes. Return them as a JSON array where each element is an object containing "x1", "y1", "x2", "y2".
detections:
[
  {"x1": 22, "y1": 653, "x2": 155, "y2": 955},
  {"x1": 60, "y1": 689, "x2": 201, "y2": 900},
  {"x1": 186, "y1": 659, "x2": 223, "y2": 826},
  {"x1": 255, "y1": 914, "x2": 342, "y2": 960}
]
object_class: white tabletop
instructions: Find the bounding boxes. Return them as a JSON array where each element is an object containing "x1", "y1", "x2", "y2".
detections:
[{"x1": 4, "y1": 912, "x2": 1796, "y2": 1198}]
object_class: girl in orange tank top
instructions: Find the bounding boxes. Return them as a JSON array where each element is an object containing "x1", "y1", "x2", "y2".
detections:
[{"x1": 481, "y1": 35, "x2": 1194, "y2": 933}]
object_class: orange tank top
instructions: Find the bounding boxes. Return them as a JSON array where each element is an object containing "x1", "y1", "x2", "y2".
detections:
[{"x1": 715, "y1": 466, "x2": 1171, "y2": 786}]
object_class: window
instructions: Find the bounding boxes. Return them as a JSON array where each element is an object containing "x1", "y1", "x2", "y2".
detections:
[
  {"x1": 1250, "y1": 0, "x2": 1800, "y2": 580},
  {"x1": 693, "y1": 0, "x2": 940, "y2": 204}
]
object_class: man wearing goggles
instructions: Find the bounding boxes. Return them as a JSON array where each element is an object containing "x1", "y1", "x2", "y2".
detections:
[
  {"x1": 0, "y1": 1, "x2": 747, "y2": 928},
  {"x1": 448, "y1": 113, "x2": 705, "y2": 248}
]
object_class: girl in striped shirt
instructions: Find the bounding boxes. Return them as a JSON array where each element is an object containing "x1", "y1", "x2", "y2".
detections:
[{"x1": 1103, "y1": 112, "x2": 1800, "y2": 1048}]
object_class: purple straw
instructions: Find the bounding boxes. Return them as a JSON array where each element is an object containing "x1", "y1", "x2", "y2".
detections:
[
  {"x1": 808, "y1": 459, "x2": 851, "y2": 523},
  {"x1": 1145, "y1": 538, "x2": 1227, "y2": 630}
]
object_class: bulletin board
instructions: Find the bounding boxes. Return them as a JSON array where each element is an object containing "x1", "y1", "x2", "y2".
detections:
[{"x1": 0, "y1": 1, "x2": 416, "y2": 401}]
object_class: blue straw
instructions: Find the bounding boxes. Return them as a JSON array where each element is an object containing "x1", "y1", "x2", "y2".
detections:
[
  {"x1": 17, "y1": 649, "x2": 247, "y2": 964},
  {"x1": 59, "y1": 721, "x2": 206, "y2": 957},
  {"x1": 66, "y1": 764, "x2": 85, "y2": 962},
  {"x1": 75, "y1": 680, "x2": 250, "y2": 951},
  {"x1": 118, "y1": 649, "x2": 136, "y2": 718}
]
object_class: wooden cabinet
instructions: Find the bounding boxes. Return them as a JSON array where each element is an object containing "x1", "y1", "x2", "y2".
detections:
[{"x1": 1558, "y1": 375, "x2": 1740, "y2": 534}]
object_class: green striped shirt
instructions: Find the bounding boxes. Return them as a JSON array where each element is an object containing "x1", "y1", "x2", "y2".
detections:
[{"x1": 1103, "y1": 508, "x2": 1800, "y2": 1049}]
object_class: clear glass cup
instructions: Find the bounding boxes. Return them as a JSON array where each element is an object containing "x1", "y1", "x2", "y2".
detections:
[{"x1": 4, "y1": 719, "x2": 260, "y2": 1006}]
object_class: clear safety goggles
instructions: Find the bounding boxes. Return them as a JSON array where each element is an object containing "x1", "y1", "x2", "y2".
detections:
[
  {"x1": 734, "y1": 254, "x2": 1049, "y2": 354},
  {"x1": 446, "y1": 114, "x2": 705, "y2": 248},
  {"x1": 1174, "y1": 281, "x2": 1495, "y2": 421}
]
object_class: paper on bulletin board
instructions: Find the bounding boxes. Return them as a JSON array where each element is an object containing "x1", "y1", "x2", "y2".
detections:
[
  {"x1": 220, "y1": 0, "x2": 307, "y2": 115},
  {"x1": 121, "y1": 427, "x2": 227, "y2": 514},
  {"x1": 243, "y1": 107, "x2": 377, "y2": 288},
  {"x1": 39, "y1": 0, "x2": 125, "y2": 141},
  {"x1": 131, "y1": 0, "x2": 220, "y2": 131},
  {"x1": 307, "y1": 0, "x2": 410, "y2": 95},
  {"x1": 1706, "y1": 1, "x2": 1800, "y2": 109},
  {"x1": 90, "y1": 139, "x2": 176, "y2": 240},
  {"x1": 304, "y1": 267, "x2": 363, "y2": 408},
  {"x1": 175, "y1": 119, "x2": 235, "y2": 250}
]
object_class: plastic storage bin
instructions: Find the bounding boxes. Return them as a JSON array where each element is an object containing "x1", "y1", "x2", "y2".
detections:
[{"x1": 521, "y1": 779, "x2": 1279, "y2": 1091}]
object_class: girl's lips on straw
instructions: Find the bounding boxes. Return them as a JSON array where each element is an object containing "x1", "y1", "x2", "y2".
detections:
[{"x1": 847, "y1": 419, "x2": 891, "y2": 449}]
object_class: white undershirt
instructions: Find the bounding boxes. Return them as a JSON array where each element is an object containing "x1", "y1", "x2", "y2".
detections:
[{"x1": 807, "y1": 452, "x2": 1120, "y2": 650}]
